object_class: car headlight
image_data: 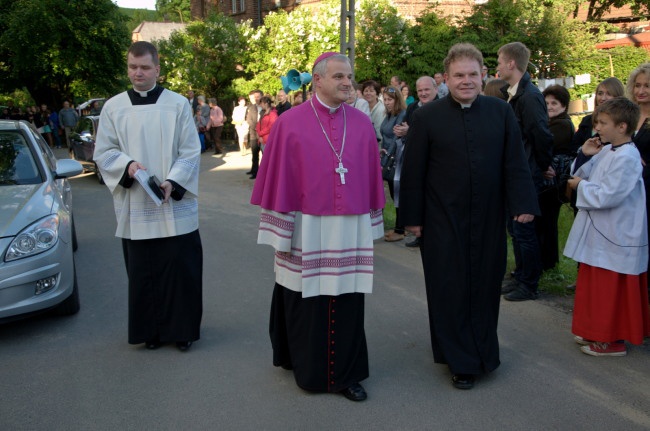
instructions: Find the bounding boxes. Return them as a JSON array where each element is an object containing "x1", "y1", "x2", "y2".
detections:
[{"x1": 4, "y1": 215, "x2": 59, "y2": 262}]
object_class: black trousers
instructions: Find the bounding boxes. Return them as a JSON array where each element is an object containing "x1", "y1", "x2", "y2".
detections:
[
  {"x1": 122, "y1": 230, "x2": 203, "y2": 344},
  {"x1": 270, "y1": 283, "x2": 368, "y2": 392},
  {"x1": 250, "y1": 138, "x2": 260, "y2": 174}
]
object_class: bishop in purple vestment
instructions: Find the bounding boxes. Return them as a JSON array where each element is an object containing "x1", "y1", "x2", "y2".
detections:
[{"x1": 251, "y1": 53, "x2": 385, "y2": 401}]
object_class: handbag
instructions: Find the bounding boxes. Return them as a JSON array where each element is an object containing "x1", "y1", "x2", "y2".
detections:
[
  {"x1": 541, "y1": 153, "x2": 574, "y2": 203},
  {"x1": 381, "y1": 152, "x2": 396, "y2": 181}
]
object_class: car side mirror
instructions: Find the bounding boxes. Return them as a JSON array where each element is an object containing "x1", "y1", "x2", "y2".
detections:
[{"x1": 55, "y1": 159, "x2": 83, "y2": 179}]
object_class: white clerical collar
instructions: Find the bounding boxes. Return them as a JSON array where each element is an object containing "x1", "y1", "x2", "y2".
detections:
[
  {"x1": 460, "y1": 103, "x2": 472, "y2": 109},
  {"x1": 507, "y1": 82, "x2": 519, "y2": 101},
  {"x1": 315, "y1": 94, "x2": 341, "y2": 114},
  {"x1": 133, "y1": 84, "x2": 157, "y2": 97}
]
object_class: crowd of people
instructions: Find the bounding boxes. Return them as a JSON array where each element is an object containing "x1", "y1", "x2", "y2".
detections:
[
  {"x1": 1, "y1": 102, "x2": 78, "y2": 149},
  {"x1": 248, "y1": 42, "x2": 649, "y2": 398},
  {"x1": 82, "y1": 39, "x2": 647, "y2": 407}
]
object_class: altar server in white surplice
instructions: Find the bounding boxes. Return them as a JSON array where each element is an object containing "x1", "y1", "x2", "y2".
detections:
[{"x1": 94, "y1": 41, "x2": 202, "y2": 353}]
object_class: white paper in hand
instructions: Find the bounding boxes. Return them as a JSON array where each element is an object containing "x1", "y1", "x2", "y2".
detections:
[{"x1": 134, "y1": 169, "x2": 163, "y2": 206}]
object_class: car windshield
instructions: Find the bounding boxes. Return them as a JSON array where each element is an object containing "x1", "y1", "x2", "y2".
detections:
[{"x1": 0, "y1": 131, "x2": 42, "y2": 185}]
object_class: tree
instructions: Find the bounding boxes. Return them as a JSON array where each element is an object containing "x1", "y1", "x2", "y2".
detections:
[
  {"x1": 405, "y1": 8, "x2": 457, "y2": 79},
  {"x1": 189, "y1": 0, "x2": 208, "y2": 20},
  {"x1": 157, "y1": 12, "x2": 245, "y2": 99},
  {"x1": 156, "y1": 0, "x2": 191, "y2": 22},
  {"x1": 354, "y1": 0, "x2": 412, "y2": 84},
  {"x1": 566, "y1": 46, "x2": 650, "y2": 98},
  {"x1": 0, "y1": 0, "x2": 131, "y2": 106},
  {"x1": 458, "y1": 0, "x2": 610, "y2": 80},
  {"x1": 568, "y1": 0, "x2": 650, "y2": 21},
  {"x1": 234, "y1": 1, "x2": 340, "y2": 96}
]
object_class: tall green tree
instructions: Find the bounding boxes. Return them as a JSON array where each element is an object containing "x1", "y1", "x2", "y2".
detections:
[
  {"x1": 354, "y1": 0, "x2": 412, "y2": 84},
  {"x1": 405, "y1": 8, "x2": 457, "y2": 79},
  {"x1": 235, "y1": 1, "x2": 340, "y2": 96},
  {"x1": 156, "y1": 0, "x2": 191, "y2": 22},
  {"x1": 566, "y1": 0, "x2": 650, "y2": 21},
  {"x1": 157, "y1": 12, "x2": 245, "y2": 98},
  {"x1": 0, "y1": 0, "x2": 131, "y2": 106},
  {"x1": 459, "y1": 0, "x2": 609, "y2": 79}
]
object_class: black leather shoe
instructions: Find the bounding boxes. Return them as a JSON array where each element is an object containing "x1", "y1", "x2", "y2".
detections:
[
  {"x1": 504, "y1": 285, "x2": 538, "y2": 301},
  {"x1": 501, "y1": 279, "x2": 520, "y2": 295},
  {"x1": 145, "y1": 339, "x2": 161, "y2": 350},
  {"x1": 452, "y1": 374, "x2": 475, "y2": 390},
  {"x1": 176, "y1": 341, "x2": 192, "y2": 352},
  {"x1": 280, "y1": 363, "x2": 293, "y2": 370},
  {"x1": 249, "y1": 174, "x2": 257, "y2": 179},
  {"x1": 339, "y1": 383, "x2": 367, "y2": 401},
  {"x1": 245, "y1": 170, "x2": 253, "y2": 175},
  {"x1": 405, "y1": 238, "x2": 420, "y2": 247}
]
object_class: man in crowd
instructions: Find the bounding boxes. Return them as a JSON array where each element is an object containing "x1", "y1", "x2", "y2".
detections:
[
  {"x1": 275, "y1": 90, "x2": 292, "y2": 116},
  {"x1": 59, "y1": 101, "x2": 78, "y2": 148},
  {"x1": 434, "y1": 73, "x2": 448, "y2": 98},
  {"x1": 246, "y1": 89, "x2": 262, "y2": 179},
  {"x1": 400, "y1": 43, "x2": 539, "y2": 390},
  {"x1": 187, "y1": 89, "x2": 199, "y2": 113},
  {"x1": 346, "y1": 80, "x2": 371, "y2": 117},
  {"x1": 250, "y1": 52, "x2": 385, "y2": 402},
  {"x1": 497, "y1": 41, "x2": 554, "y2": 302},
  {"x1": 393, "y1": 75, "x2": 438, "y2": 248},
  {"x1": 94, "y1": 41, "x2": 203, "y2": 353}
]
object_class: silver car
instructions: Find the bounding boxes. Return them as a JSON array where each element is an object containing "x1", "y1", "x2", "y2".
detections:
[{"x1": 0, "y1": 120, "x2": 83, "y2": 320}]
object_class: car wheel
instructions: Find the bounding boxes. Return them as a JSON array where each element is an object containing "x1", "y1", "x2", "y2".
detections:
[
  {"x1": 95, "y1": 162, "x2": 104, "y2": 184},
  {"x1": 71, "y1": 215, "x2": 78, "y2": 252},
  {"x1": 54, "y1": 263, "x2": 80, "y2": 316}
]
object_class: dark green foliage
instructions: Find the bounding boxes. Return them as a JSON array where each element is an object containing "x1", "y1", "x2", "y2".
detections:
[{"x1": 0, "y1": 0, "x2": 131, "y2": 106}]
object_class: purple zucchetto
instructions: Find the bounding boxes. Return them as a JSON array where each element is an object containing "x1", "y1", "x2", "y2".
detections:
[{"x1": 313, "y1": 52, "x2": 340, "y2": 69}]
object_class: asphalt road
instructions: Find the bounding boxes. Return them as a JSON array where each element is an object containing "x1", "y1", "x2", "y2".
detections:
[{"x1": 1, "y1": 149, "x2": 649, "y2": 430}]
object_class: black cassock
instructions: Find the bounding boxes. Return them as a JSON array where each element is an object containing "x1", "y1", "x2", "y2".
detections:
[
  {"x1": 400, "y1": 95, "x2": 539, "y2": 375},
  {"x1": 123, "y1": 230, "x2": 203, "y2": 344}
]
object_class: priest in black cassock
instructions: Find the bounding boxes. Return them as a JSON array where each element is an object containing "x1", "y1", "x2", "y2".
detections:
[{"x1": 400, "y1": 43, "x2": 540, "y2": 390}]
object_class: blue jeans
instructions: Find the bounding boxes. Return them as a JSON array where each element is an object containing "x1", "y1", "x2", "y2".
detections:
[{"x1": 507, "y1": 218, "x2": 542, "y2": 292}]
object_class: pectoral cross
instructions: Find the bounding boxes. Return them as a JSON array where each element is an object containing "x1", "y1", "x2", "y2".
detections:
[{"x1": 335, "y1": 162, "x2": 348, "y2": 185}]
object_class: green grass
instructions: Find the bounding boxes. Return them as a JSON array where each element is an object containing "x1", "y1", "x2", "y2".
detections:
[{"x1": 383, "y1": 196, "x2": 577, "y2": 296}]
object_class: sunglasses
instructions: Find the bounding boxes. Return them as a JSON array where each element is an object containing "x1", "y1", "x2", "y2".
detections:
[{"x1": 384, "y1": 87, "x2": 398, "y2": 94}]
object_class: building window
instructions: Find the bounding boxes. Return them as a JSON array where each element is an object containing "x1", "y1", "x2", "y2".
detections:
[{"x1": 232, "y1": 0, "x2": 245, "y2": 13}]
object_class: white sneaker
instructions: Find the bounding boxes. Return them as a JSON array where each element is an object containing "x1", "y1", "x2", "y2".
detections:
[{"x1": 574, "y1": 335, "x2": 592, "y2": 345}]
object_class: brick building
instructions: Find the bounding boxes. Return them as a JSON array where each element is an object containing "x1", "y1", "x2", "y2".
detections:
[
  {"x1": 200, "y1": 0, "x2": 474, "y2": 26},
  {"x1": 192, "y1": 0, "x2": 650, "y2": 52},
  {"x1": 195, "y1": 0, "x2": 649, "y2": 31}
]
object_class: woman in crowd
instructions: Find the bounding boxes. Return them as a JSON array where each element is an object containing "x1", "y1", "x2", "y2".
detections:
[
  {"x1": 627, "y1": 63, "x2": 650, "y2": 301},
  {"x1": 401, "y1": 84, "x2": 415, "y2": 106},
  {"x1": 232, "y1": 96, "x2": 249, "y2": 155},
  {"x1": 361, "y1": 80, "x2": 385, "y2": 146},
  {"x1": 572, "y1": 77, "x2": 625, "y2": 149},
  {"x1": 482, "y1": 78, "x2": 508, "y2": 100},
  {"x1": 628, "y1": 63, "x2": 650, "y2": 159},
  {"x1": 292, "y1": 92, "x2": 303, "y2": 106},
  {"x1": 207, "y1": 97, "x2": 224, "y2": 155},
  {"x1": 379, "y1": 86, "x2": 407, "y2": 242},
  {"x1": 255, "y1": 96, "x2": 278, "y2": 152},
  {"x1": 194, "y1": 106, "x2": 207, "y2": 152},
  {"x1": 538, "y1": 84, "x2": 576, "y2": 270}
]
